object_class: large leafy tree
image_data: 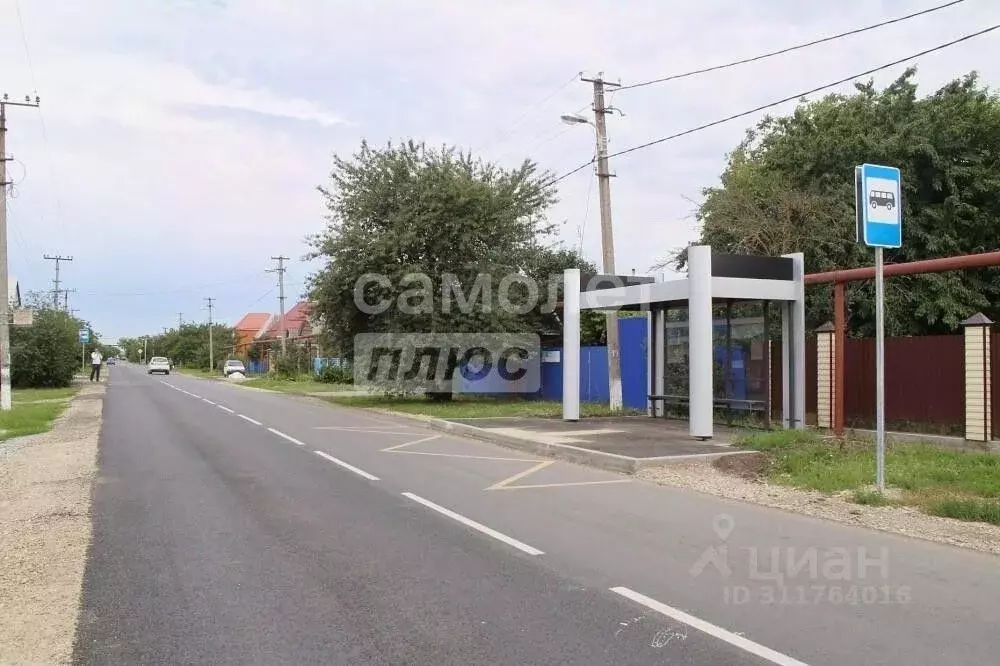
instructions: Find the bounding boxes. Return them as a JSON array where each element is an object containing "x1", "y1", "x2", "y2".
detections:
[
  {"x1": 682, "y1": 69, "x2": 1000, "y2": 335},
  {"x1": 309, "y1": 141, "x2": 596, "y2": 354}
]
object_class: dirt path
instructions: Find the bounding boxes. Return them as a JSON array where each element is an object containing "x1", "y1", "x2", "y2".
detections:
[{"x1": 0, "y1": 382, "x2": 104, "y2": 665}]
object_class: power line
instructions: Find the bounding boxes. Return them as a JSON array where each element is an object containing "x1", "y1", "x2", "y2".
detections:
[
  {"x1": 476, "y1": 72, "x2": 583, "y2": 154},
  {"x1": 617, "y1": 0, "x2": 970, "y2": 92},
  {"x1": 13, "y1": 0, "x2": 71, "y2": 240},
  {"x1": 552, "y1": 25, "x2": 999, "y2": 181}
]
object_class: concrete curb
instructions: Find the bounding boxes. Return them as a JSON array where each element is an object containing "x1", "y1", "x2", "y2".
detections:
[{"x1": 367, "y1": 409, "x2": 755, "y2": 475}]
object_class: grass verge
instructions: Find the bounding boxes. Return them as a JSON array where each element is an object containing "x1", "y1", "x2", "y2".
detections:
[
  {"x1": 733, "y1": 429, "x2": 1000, "y2": 526},
  {"x1": 174, "y1": 367, "x2": 217, "y2": 379},
  {"x1": 241, "y1": 375, "x2": 354, "y2": 394},
  {"x1": 324, "y1": 394, "x2": 639, "y2": 419},
  {"x1": 12, "y1": 387, "x2": 78, "y2": 403},
  {"x1": 1, "y1": 392, "x2": 76, "y2": 441}
]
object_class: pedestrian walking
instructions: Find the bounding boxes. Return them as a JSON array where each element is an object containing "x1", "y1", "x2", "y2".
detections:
[{"x1": 90, "y1": 349, "x2": 103, "y2": 382}]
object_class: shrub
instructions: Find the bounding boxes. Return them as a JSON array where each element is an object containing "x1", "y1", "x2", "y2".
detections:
[
  {"x1": 318, "y1": 364, "x2": 352, "y2": 384},
  {"x1": 11, "y1": 309, "x2": 80, "y2": 388}
]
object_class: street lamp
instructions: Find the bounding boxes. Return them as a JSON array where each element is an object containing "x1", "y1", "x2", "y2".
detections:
[{"x1": 560, "y1": 113, "x2": 592, "y2": 127}]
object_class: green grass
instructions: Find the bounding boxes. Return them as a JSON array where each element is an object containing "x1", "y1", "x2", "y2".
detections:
[
  {"x1": 925, "y1": 498, "x2": 1000, "y2": 525},
  {"x1": 175, "y1": 367, "x2": 217, "y2": 379},
  {"x1": 0, "y1": 401, "x2": 72, "y2": 441},
  {"x1": 323, "y1": 394, "x2": 639, "y2": 419},
  {"x1": 733, "y1": 429, "x2": 1000, "y2": 525},
  {"x1": 241, "y1": 375, "x2": 354, "y2": 394},
  {"x1": 852, "y1": 489, "x2": 892, "y2": 506},
  {"x1": 11, "y1": 387, "x2": 78, "y2": 403}
]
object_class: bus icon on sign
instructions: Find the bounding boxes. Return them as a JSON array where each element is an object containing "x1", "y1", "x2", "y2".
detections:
[{"x1": 869, "y1": 190, "x2": 895, "y2": 210}]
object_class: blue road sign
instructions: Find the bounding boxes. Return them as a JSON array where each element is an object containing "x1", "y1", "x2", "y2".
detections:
[
  {"x1": 856, "y1": 163, "x2": 902, "y2": 248},
  {"x1": 78, "y1": 329, "x2": 90, "y2": 344}
]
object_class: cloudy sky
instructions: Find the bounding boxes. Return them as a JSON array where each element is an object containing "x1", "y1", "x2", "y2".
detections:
[{"x1": 2, "y1": 0, "x2": 998, "y2": 341}]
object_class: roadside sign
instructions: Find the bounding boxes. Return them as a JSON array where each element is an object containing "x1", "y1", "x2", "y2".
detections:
[
  {"x1": 12, "y1": 309, "x2": 33, "y2": 326},
  {"x1": 78, "y1": 328, "x2": 90, "y2": 344},
  {"x1": 856, "y1": 163, "x2": 902, "y2": 248},
  {"x1": 854, "y1": 163, "x2": 902, "y2": 492}
]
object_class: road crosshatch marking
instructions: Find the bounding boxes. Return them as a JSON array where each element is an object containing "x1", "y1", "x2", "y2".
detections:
[{"x1": 314, "y1": 425, "x2": 632, "y2": 491}]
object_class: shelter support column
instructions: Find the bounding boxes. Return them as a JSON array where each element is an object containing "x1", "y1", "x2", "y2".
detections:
[
  {"x1": 962, "y1": 313, "x2": 992, "y2": 442},
  {"x1": 688, "y1": 246, "x2": 713, "y2": 439},
  {"x1": 563, "y1": 269, "x2": 581, "y2": 421},
  {"x1": 781, "y1": 252, "x2": 806, "y2": 429}
]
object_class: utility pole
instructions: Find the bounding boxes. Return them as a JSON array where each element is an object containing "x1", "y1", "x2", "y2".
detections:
[
  {"x1": 177, "y1": 312, "x2": 183, "y2": 329},
  {"x1": 205, "y1": 297, "x2": 215, "y2": 372},
  {"x1": 44, "y1": 254, "x2": 73, "y2": 310},
  {"x1": 582, "y1": 72, "x2": 623, "y2": 412},
  {"x1": 61, "y1": 288, "x2": 77, "y2": 311},
  {"x1": 1, "y1": 93, "x2": 40, "y2": 411},
  {"x1": 268, "y1": 256, "x2": 289, "y2": 355}
]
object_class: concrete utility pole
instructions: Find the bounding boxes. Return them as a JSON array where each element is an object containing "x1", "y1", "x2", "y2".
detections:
[
  {"x1": 44, "y1": 254, "x2": 73, "y2": 310},
  {"x1": 205, "y1": 297, "x2": 215, "y2": 372},
  {"x1": 1, "y1": 93, "x2": 40, "y2": 411},
  {"x1": 268, "y1": 256, "x2": 289, "y2": 355},
  {"x1": 583, "y1": 72, "x2": 623, "y2": 412},
  {"x1": 61, "y1": 288, "x2": 77, "y2": 312},
  {"x1": 177, "y1": 312, "x2": 183, "y2": 329}
]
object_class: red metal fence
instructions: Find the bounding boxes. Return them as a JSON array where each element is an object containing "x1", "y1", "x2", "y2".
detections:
[
  {"x1": 772, "y1": 335, "x2": 965, "y2": 434},
  {"x1": 844, "y1": 335, "x2": 964, "y2": 434}
]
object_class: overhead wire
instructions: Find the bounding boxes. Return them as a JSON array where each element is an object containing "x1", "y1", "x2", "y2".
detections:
[
  {"x1": 616, "y1": 0, "x2": 971, "y2": 92},
  {"x1": 550, "y1": 24, "x2": 1000, "y2": 183},
  {"x1": 13, "y1": 0, "x2": 72, "y2": 241},
  {"x1": 476, "y1": 72, "x2": 583, "y2": 154}
]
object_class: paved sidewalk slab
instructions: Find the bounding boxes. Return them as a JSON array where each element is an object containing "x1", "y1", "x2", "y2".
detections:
[{"x1": 394, "y1": 414, "x2": 755, "y2": 474}]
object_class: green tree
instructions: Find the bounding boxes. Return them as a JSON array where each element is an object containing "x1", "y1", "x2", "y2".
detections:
[
  {"x1": 308, "y1": 141, "x2": 596, "y2": 395},
  {"x1": 681, "y1": 69, "x2": 1000, "y2": 336},
  {"x1": 11, "y1": 309, "x2": 80, "y2": 388}
]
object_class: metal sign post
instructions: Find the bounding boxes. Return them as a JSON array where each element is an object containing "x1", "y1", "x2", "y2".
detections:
[
  {"x1": 855, "y1": 163, "x2": 902, "y2": 492},
  {"x1": 79, "y1": 328, "x2": 90, "y2": 372}
]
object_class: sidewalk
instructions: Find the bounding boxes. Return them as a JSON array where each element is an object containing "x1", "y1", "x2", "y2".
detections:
[
  {"x1": 406, "y1": 414, "x2": 754, "y2": 473},
  {"x1": 0, "y1": 381, "x2": 105, "y2": 665}
]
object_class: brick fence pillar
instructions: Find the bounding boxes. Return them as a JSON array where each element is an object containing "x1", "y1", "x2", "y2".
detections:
[
  {"x1": 962, "y1": 313, "x2": 993, "y2": 442},
  {"x1": 816, "y1": 322, "x2": 835, "y2": 429}
]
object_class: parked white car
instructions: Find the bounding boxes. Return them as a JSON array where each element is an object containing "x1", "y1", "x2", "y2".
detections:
[
  {"x1": 223, "y1": 359, "x2": 246, "y2": 377},
  {"x1": 147, "y1": 356, "x2": 171, "y2": 375}
]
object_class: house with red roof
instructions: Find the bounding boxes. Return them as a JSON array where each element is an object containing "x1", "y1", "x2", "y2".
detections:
[
  {"x1": 233, "y1": 312, "x2": 274, "y2": 357},
  {"x1": 262, "y1": 301, "x2": 316, "y2": 343}
]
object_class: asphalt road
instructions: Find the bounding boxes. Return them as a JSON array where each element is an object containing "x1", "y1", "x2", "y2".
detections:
[{"x1": 74, "y1": 364, "x2": 1000, "y2": 665}]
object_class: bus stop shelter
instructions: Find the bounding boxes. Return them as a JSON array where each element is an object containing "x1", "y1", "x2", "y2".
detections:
[{"x1": 562, "y1": 245, "x2": 806, "y2": 440}]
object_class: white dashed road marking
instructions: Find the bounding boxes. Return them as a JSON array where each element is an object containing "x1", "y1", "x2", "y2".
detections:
[
  {"x1": 610, "y1": 587, "x2": 810, "y2": 666},
  {"x1": 401, "y1": 492, "x2": 544, "y2": 556},
  {"x1": 268, "y1": 427, "x2": 306, "y2": 446},
  {"x1": 217, "y1": 405, "x2": 235, "y2": 414},
  {"x1": 314, "y1": 450, "x2": 380, "y2": 481},
  {"x1": 238, "y1": 414, "x2": 263, "y2": 426}
]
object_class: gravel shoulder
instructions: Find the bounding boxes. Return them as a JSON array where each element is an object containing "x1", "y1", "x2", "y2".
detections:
[
  {"x1": 638, "y1": 457, "x2": 1000, "y2": 557},
  {"x1": 0, "y1": 382, "x2": 104, "y2": 665}
]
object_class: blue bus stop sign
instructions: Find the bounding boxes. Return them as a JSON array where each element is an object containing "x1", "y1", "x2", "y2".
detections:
[{"x1": 855, "y1": 163, "x2": 902, "y2": 248}]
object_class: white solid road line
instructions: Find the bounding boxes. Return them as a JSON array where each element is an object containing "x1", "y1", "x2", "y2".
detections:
[
  {"x1": 268, "y1": 427, "x2": 306, "y2": 446},
  {"x1": 314, "y1": 450, "x2": 380, "y2": 481},
  {"x1": 238, "y1": 414, "x2": 263, "y2": 426},
  {"x1": 401, "y1": 492, "x2": 544, "y2": 556},
  {"x1": 609, "y1": 587, "x2": 810, "y2": 666},
  {"x1": 217, "y1": 405, "x2": 235, "y2": 414},
  {"x1": 202, "y1": 398, "x2": 216, "y2": 405}
]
